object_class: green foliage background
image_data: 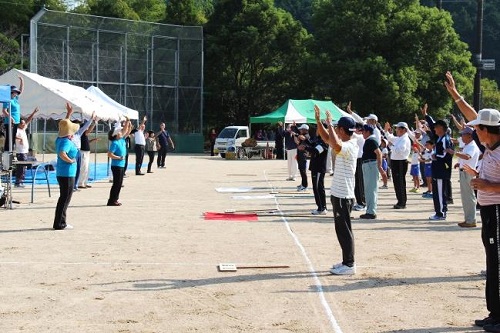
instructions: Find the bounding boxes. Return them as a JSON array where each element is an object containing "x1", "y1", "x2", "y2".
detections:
[{"x1": 0, "y1": 0, "x2": 499, "y2": 131}]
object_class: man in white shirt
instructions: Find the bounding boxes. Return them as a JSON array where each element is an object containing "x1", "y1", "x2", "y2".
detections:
[
  {"x1": 133, "y1": 116, "x2": 147, "y2": 176},
  {"x1": 14, "y1": 107, "x2": 38, "y2": 187},
  {"x1": 384, "y1": 121, "x2": 412, "y2": 209},
  {"x1": 315, "y1": 105, "x2": 358, "y2": 275},
  {"x1": 454, "y1": 126, "x2": 480, "y2": 227}
]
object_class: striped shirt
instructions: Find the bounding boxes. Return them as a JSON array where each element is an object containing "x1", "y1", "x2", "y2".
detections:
[
  {"x1": 478, "y1": 143, "x2": 500, "y2": 206},
  {"x1": 330, "y1": 138, "x2": 358, "y2": 199}
]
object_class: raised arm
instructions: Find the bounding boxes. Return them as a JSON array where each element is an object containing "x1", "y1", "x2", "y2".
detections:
[
  {"x1": 444, "y1": 71, "x2": 477, "y2": 122},
  {"x1": 314, "y1": 104, "x2": 330, "y2": 142},
  {"x1": 18, "y1": 76, "x2": 24, "y2": 95},
  {"x1": 25, "y1": 107, "x2": 39, "y2": 125},
  {"x1": 65, "y1": 102, "x2": 74, "y2": 119},
  {"x1": 326, "y1": 111, "x2": 342, "y2": 153},
  {"x1": 85, "y1": 114, "x2": 98, "y2": 135},
  {"x1": 122, "y1": 118, "x2": 132, "y2": 137},
  {"x1": 450, "y1": 114, "x2": 464, "y2": 131}
]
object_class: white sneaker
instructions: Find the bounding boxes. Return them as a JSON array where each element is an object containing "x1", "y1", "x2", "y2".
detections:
[
  {"x1": 353, "y1": 204, "x2": 365, "y2": 211},
  {"x1": 330, "y1": 264, "x2": 356, "y2": 275},
  {"x1": 379, "y1": 185, "x2": 388, "y2": 189},
  {"x1": 331, "y1": 262, "x2": 343, "y2": 270},
  {"x1": 311, "y1": 209, "x2": 328, "y2": 215},
  {"x1": 297, "y1": 186, "x2": 307, "y2": 192},
  {"x1": 64, "y1": 224, "x2": 74, "y2": 230},
  {"x1": 286, "y1": 177, "x2": 295, "y2": 181}
]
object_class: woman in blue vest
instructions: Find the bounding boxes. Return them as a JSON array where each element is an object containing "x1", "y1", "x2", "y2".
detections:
[
  {"x1": 53, "y1": 118, "x2": 79, "y2": 230},
  {"x1": 107, "y1": 118, "x2": 132, "y2": 206}
]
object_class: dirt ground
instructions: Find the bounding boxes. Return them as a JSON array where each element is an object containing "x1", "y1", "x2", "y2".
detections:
[{"x1": 0, "y1": 153, "x2": 486, "y2": 333}]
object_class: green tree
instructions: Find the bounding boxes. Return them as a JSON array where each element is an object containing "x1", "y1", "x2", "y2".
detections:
[
  {"x1": 421, "y1": 0, "x2": 500, "y2": 85},
  {"x1": 164, "y1": 0, "x2": 207, "y2": 25},
  {"x1": 0, "y1": 0, "x2": 67, "y2": 74},
  {"x1": 85, "y1": 0, "x2": 140, "y2": 20},
  {"x1": 204, "y1": 0, "x2": 312, "y2": 126},
  {"x1": 275, "y1": 0, "x2": 314, "y2": 32},
  {"x1": 482, "y1": 78, "x2": 500, "y2": 109},
  {"x1": 311, "y1": 0, "x2": 475, "y2": 122},
  {"x1": 130, "y1": 0, "x2": 166, "y2": 22}
]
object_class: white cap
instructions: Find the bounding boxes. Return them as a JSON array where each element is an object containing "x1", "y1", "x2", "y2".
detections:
[
  {"x1": 466, "y1": 108, "x2": 500, "y2": 127},
  {"x1": 363, "y1": 114, "x2": 378, "y2": 122},
  {"x1": 395, "y1": 122, "x2": 409, "y2": 130},
  {"x1": 298, "y1": 124, "x2": 309, "y2": 131}
]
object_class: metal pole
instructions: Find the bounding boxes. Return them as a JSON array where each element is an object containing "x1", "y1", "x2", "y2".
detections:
[
  {"x1": 437, "y1": 0, "x2": 443, "y2": 9},
  {"x1": 473, "y1": 0, "x2": 484, "y2": 111}
]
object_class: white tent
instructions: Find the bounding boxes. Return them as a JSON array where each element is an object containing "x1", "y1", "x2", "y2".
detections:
[
  {"x1": 0, "y1": 69, "x2": 122, "y2": 121},
  {"x1": 86, "y1": 86, "x2": 139, "y2": 120}
]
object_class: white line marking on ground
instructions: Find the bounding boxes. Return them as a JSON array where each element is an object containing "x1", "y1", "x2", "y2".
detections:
[{"x1": 263, "y1": 171, "x2": 343, "y2": 333}]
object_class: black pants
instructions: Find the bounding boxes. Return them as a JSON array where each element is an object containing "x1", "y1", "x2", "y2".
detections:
[
  {"x1": 299, "y1": 168, "x2": 308, "y2": 188},
  {"x1": 275, "y1": 146, "x2": 284, "y2": 160},
  {"x1": 331, "y1": 196, "x2": 355, "y2": 267},
  {"x1": 419, "y1": 162, "x2": 427, "y2": 186},
  {"x1": 354, "y1": 158, "x2": 365, "y2": 206},
  {"x1": 15, "y1": 153, "x2": 27, "y2": 185},
  {"x1": 432, "y1": 178, "x2": 449, "y2": 217},
  {"x1": 157, "y1": 146, "x2": 167, "y2": 167},
  {"x1": 210, "y1": 142, "x2": 215, "y2": 156},
  {"x1": 312, "y1": 171, "x2": 326, "y2": 211},
  {"x1": 124, "y1": 152, "x2": 129, "y2": 175},
  {"x1": 481, "y1": 204, "x2": 500, "y2": 319},
  {"x1": 147, "y1": 151, "x2": 155, "y2": 172},
  {"x1": 391, "y1": 159, "x2": 408, "y2": 207},
  {"x1": 108, "y1": 166, "x2": 124, "y2": 204},
  {"x1": 53, "y1": 176, "x2": 74, "y2": 230},
  {"x1": 135, "y1": 144, "x2": 145, "y2": 174},
  {"x1": 3, "y1": 123, "x2": 18, "y2": 151},
  {"x1": 73, "y1": 150, "x2": 81, "y2": 189}
]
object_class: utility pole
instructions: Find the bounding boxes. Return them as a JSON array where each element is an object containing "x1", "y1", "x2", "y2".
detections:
[
  {"x1": 437, "y1": 0, "x2": 443, "y2": 9},
  {"x1": 473, "y1": 0, "x2": 484, "y2": 111}
]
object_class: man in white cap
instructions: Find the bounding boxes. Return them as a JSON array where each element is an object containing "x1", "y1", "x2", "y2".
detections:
[
  {"x1": 384, "y1": 122, "x2": 411, "y2": 209},
  {"x1": 384, "y1": 121, "x2": 411, "y2": 209},
  {"x1": 445, "y1": 71, "x2": 500, "y2": 331},
  {"x1": 454, "y1": 126, "x2": 480, "y2": 228}
]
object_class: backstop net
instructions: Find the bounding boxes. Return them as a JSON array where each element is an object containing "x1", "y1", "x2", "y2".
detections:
[{"x1": 30, "y1": 9, "x2": 204, "y2": 152}]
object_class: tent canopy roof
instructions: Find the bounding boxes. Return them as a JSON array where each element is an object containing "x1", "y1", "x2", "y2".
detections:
[
  {"x1": 0, "y1": 69, "x2": 123, "y2": 121},
  {"x1": 86, "y1": 86, "x2": 139, "y2": 120},
  {"x1": 250, "y1": 99, "x2": 350, "y2": 124}
]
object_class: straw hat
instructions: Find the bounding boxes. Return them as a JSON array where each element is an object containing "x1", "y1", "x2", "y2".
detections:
[{"x1": 58, "y1": 119, "x2": 80, "y2": 137}]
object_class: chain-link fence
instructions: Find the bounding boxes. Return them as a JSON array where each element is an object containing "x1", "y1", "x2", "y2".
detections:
[{"x1": 29, "y1": 9, "x2": 204, "y2": 152}]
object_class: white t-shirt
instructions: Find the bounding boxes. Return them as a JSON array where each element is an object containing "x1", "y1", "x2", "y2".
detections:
[
  {"x1": 134, "y1": 129, "x2": 146, "y2": 145},
  {"x1": 422, "y1": 149, "x2": 433, "y2": 164},
  {"x1": 353, "y1": 132, "x2": 364, "y2": 158},
  {"x1": 459, "y1": 140, "x2": 480, "y2": 169},
  {"x1": 15, "y1": 127, "x2": 29, "y2": 154},
  {"x1": 411, "y1": 151, "x2": 420, "y2": 165},
  {"x1": 330, "y1": 138, "x2": 358, "y2": 199}
]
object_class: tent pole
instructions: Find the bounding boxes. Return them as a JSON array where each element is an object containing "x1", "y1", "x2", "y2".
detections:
[
  {"x1": 42, "y1": 119, "x2": 46, "y2": 162},
  {"x1": 93, "y1": 121, "x2": 97, "y2": 184}
]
